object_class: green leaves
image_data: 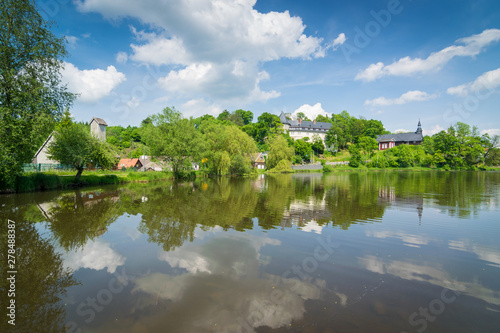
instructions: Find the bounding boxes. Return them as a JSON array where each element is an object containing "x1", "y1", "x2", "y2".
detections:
[
  {"x1": 143, "y1": 107, "x2": 206, "y2": 175},
  {"x1": 0, "y1": 0, "x2": 75, "y2": 189},
  {"x1": 48, "y1": 122, "x2": 117, "y2": 180},
  {"x1": 267, "y1": 135, "x2": 294, "y2": 169}
]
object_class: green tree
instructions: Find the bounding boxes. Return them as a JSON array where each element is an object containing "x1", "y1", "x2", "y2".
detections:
[
  {"x1": 311, "y1": 135, "x2": 325, "y2": 155},
  {"x1": 234, "y1": 109, "x2": 253, "y2": 125},
  {"x1": 143, "y1": 107, "x2": 205, "y2": 176},
  {"x1": 363, "y1": 119, "x2": 386, "y2": 138},
  {"x1": 0, "y1": 0, "x2": 75, "y2": 189},
  {"x1": 432, "y1": 123, "x2": 485, "y2": 169},
  {"x1": 295, "y1": 139, "x2": 313, "y2": 162},
  {"x1": 348, "y1": 144, "x2": 362, "y2": 167},
  {"x1": 200, "y1": 120, "x2": 257, "y2": 175},
  {"x1": 217, "y1": 110, "x2": 230, "y2": 122},
  {"x1": 267, "y1": 135, "x2": 294, "y2": 169},
  {"x1": 296, "y1": 112, "x2": 311, "y2": 121},
  {"x1": 357, "y1": 136, "x2": 378, "y2": 163},
  {"x1": 325, "y1": 127, "x2": 338, "y2": 152},
  {"x1": 315, "y1": 114, "x2": 332, "y2": 123},
  {"x1": 48, "y1": 123, "x2": 117, "y2": 181}
]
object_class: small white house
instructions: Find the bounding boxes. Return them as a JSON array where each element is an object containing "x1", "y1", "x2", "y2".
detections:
[
  {"x1": 32, "y1": 117, "x2": 108, "y2": 165},
  {"x1": 32, "y1": 133, "x2": 58, "y2": 164}
]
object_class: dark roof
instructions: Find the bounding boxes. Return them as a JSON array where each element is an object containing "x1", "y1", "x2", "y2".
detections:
[
  {"x1": 279, "y1": 111, "x2": 332, "y2": 130},
  {"x1": 377, "y1": 132, "x2": 423, "y2": 143},
  {"x1": 90, "y1": 117, "x2": 108, "y2": 126}
]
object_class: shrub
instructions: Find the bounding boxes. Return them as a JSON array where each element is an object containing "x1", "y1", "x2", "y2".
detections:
[
  {"x1": 322, "y1": 164, "x2": 334, "y2": 172},
  {"x1": 267, "y1": 159, "x2": 293, "y2": 173},
  {"x1": 292, "y1": 155, "x2": 302, "y2": 165}
]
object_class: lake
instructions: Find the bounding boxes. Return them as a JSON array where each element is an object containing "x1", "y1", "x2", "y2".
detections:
[{"x1": 1, "y1": 171, "x2": 500, "y2": 333}]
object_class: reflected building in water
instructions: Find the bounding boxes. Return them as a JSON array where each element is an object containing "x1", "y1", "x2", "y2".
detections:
[{"x1": 378, "y1": 186, "x2": 424, "y2": 223}]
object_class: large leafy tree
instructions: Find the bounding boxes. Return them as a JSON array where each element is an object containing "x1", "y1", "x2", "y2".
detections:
[
  {"x1": 143, "y1": 107, "x2": 205, "y2": 175},
  {"x1": 234, "y1": 109, "x2": 253, "y2": 125},
  {"x1": 295, "y1": 139, "x2": 313, "y2": 163},
  {"x1": 0, "y1": 0, "x2": 75, "y2": 189},
  {"x1": 49, "y1": 122, "x2": 118, "y2": 181},
  {"x1": 432, "y1": 123, "x2": 485, "y2": 169}
]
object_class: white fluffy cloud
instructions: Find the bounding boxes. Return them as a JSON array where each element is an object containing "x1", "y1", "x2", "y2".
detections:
[
  {"x1": 63, "y1": 239, "x2": 126, "y2": 274},
  {"x1": 62, "y1": 62, "x2": 126, "y2": 102},
  {"x1": 76, "y1": 0, "x2": 325, "y2": 104},
  {"x1": 481, "y1": 129, "x2": 500, "y2": 137},
  {"x1": 423, "y1": 125, "x2": 445, "y2": 136},
  {"x1": 292, "y1": 103, "x2": 330, "y2": 120},
  {"x1": 447, "y1": 67, "x2": 500, "y2": 97},
  {"x1": 116, "y1": 51, "x2": 128, "y2": 64},
  {"x1": 180, "y1": 99, "x2": 223, "y2": 118},
  {"x1": 365, "y1": 90, "x2": 436, "y2": 106},
  {"x1": 356, "y1": 29, "x2": 500, "y2": 82},
  {"x1": 331, "y1": 33, "x2": 347, "y2": 50}
]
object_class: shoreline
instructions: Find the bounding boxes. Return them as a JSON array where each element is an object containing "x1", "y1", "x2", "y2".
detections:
[{"x1": 3, "y1": 166, "x2": 499, "y2": 194}]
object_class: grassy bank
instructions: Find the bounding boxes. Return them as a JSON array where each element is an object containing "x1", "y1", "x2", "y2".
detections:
[{"x1": 11, "y1": 170, "x2": 176, "y2": 193}]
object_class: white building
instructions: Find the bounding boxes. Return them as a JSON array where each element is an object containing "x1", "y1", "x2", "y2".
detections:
[
  {"x1": 279, "y1": 111, "x2": 332, "y2": 142},
  {"x1": 32, "y1": 133, "x2": 58, "y2": 164}
]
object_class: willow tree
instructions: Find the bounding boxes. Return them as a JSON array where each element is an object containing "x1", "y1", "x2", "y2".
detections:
[{"x1": 0, "y1": 0, "x2": 75, "y2": 189}]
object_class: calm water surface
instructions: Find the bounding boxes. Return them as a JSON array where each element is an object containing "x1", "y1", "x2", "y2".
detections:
[{"x1": 1, "y1": 172, "x2": 500, "y2": 333}]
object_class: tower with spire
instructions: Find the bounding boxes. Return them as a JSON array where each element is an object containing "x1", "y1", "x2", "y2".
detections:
[{"x1": 415, "y1": 120, "x2": 422, "y2": 135}]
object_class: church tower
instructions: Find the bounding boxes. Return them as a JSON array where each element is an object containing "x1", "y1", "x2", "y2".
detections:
[{"x1": 415, "y1": 120, "x2": 423, "y2": 135}]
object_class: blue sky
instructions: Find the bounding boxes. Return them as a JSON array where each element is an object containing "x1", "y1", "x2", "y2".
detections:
[{"x1": 40, "y1": 0, "x2": 500, "y2": 136}]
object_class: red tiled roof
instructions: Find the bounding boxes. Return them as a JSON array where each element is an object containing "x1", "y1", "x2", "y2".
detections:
[{"x1": 118, "y1": 158, "x2": 141, "y2": 168}]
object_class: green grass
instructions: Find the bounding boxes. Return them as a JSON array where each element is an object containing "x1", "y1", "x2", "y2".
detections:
[
  {"x1": 13, "y1": 170, "x2": 177, "y2": 193},
  {"x1": 325, "y1": 150, "x2": 351, "y2": 162}
]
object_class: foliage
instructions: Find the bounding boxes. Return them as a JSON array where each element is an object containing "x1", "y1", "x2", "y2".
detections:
[
  {"x1": 142, "y1": 107, "x2": 205, "y2": 176},
  {"x1": 0, "y1": 0, "x2": 75, "y2": 189},
  {"x1": 325, "y1": 111, "x2": 387, "y2": 152},
  {"x1": 200, "y1": 119, "x2": 257, "y2": 175},
  {"x1": 485, "y1": 148, "x2": 500, "y2": 166},
  {"x1": 292, "y1": 155, "x2": 303, "y2": 165},
  {"x1": 267, "y1": 159, "x2": 293, "y2": 173},
  {"x1": 357, "y1": 136, "x2": 378, "y2": 162},
  {"x1": 296, "y1": 112, "x2": 311, "y2": 121},
  {"x1": 243, "y1": 112, "x2": 282, "y2": 144},
  {"x1": 348, "y1": 144, "x2": 362, "y2": 168},
  {"x1": 234, "y1": 109, "x2": 254, "y2": 125},
  {"x1": 267, "y1": 135, "x2": 294, "y2": 169},
  {"x1": 48, "y1": 122, "x2": 118, "y2": 181},
  {"x1": 230, "y1": 154, "x2": 250, "y2": 175},
  {"x1": 322, "y1": 164, "x2": 334, "y2": 172},
  {"x1": 295, "y1": 139, "x2": 313, "y2": 162},
  {"x1": 311, "y1": 135, "x2": 325, "y2": 155},
  {"x1": 432, "y1": 122, "x2": 486, "y2": 169}
]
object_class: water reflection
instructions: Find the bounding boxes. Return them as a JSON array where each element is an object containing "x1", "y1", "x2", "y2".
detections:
[
  {"x1": 0, "y1": 218, "x2": 78, "y2": 332},
  {"x1": 1, "y1": 171, "x2": 500, "y2": 332}
]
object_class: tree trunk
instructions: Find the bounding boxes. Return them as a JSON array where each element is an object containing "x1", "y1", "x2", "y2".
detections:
[{"x1": 75, "y1": 168, "x2": 83, "y2": 183}]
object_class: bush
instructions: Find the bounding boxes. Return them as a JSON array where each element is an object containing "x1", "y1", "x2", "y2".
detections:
[
  {"x1": 322, "y1": 164, "x2": 334, "y2": 172},
  {"x1": 292, "y1": 155, "x2": 302, "y2": 165},
  {"x1": 348, "y1": 145, "x2": 362, "y2": 168},
  {"x1": 267, "y1": 159, "x2": 293, "y2": 173}
]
